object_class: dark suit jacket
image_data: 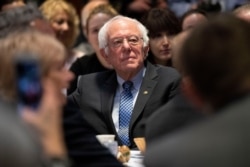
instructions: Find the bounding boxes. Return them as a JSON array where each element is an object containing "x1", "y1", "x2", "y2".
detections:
[
  {"x1": 68, "y1": 61, "x2": 180, "y2": 147},
  {"x1": 145, "y1": 93, "x2": 204, "y2": 144},
  {"x1": 63, "y1": 100, "x2": 123, "y2": 167},
  {"x1": 144, "y1": 94, "x2": 250, "y2": 167}
]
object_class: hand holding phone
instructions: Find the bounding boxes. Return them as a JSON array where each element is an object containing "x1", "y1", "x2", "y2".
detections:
[{"x1": 15, "y1": 53, "x2": 43, "y2": 110}]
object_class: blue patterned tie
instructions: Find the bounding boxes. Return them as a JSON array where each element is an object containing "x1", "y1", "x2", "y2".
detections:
[{"x1": 118, "y1": 81, "x2": 133, "y2": 146}]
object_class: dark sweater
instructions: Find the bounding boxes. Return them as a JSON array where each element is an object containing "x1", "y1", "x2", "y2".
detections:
[{"x1": 67, "y1": 53, "x2": 109, "y2": 95}]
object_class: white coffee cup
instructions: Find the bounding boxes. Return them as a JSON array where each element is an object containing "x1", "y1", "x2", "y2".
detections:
[
  {"x1": 96, "y1": 134, "x2": 117, "y2": 156},
  {"x1": 96, "y1": 134, "x2": 115, "y2": 143}
]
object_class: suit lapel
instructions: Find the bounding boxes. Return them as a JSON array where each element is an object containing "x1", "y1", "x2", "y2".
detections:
[
  {"x1": 130, "y1": 62, "x2": 159, "y2": 129},
  {"x1": 100, "y1": 71, "x2": 118, "y2": 134}
]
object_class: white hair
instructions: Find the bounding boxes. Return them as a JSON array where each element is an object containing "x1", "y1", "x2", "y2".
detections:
[{"x1": 98, "y1": 15, "x2": 149, "y2": 54}]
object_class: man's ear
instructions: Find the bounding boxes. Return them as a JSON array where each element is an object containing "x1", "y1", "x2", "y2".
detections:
[{"x1": 100, "y1": 48, "x2": 109, "y2": 61}]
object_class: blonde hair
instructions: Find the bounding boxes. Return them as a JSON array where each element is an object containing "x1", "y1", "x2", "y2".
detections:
[
  {"x1": 81, "y1": 0, "x2": 108, "y2": 28},
  {"x1": 0, "y1": 29, "x2": 66, "y2": 101},
  {"x1": 86, "y1": 4, "x2": 118, "y2": 34},
  {"x1": 40, "y1": 0, "x2": 79, "y2": 48}
]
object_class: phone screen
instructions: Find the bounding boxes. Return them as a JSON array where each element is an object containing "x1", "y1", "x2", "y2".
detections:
[{"x1": 15, "y1": 56, "x2": 42, "y2": 110}]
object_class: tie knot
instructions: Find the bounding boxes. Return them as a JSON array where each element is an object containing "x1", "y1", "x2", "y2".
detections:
[{"x1": 122, "y1": 81, "x2": 133, "y2": 91}]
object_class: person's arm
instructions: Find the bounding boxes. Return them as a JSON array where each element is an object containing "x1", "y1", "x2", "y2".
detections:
[
  {"x1": 63, "y1": 100, "x2": 124, "y2": 167},
  {"x1": 21, "y1": 78, "x2": 68, "y2": 162}
]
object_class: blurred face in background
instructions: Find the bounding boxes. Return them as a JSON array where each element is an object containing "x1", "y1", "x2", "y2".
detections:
[
  {"x1": 87, "y1": 13, "x2": 113, "y2": 55},
  {"x1": 51, "y1": 10, "x2": 73, "y2": 47},
  {"x1": 86, "y1": 4, "x2": 118, "y2": 69},
  {"x1": 46, "y1": 58, "x2": 74, "y2": 105},
  {"x1": 149, "y1": 32, "x2": 174, "y2": 65},
  {"x1": 182, "y1": 13, "x2": 207, "y2": 31}
]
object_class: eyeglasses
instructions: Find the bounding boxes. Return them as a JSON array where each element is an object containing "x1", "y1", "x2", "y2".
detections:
[{"x1": 107, "y1": 35, "x2": 143, "y2": 48}]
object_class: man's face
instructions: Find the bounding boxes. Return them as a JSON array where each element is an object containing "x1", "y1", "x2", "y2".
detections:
[{"x1": 103, "y1": 20, "x2": 148, "y2": 76}]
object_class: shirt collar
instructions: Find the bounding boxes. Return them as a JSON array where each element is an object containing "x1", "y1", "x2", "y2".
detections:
[{"x1": 117, "y1": 67, "x2": 146, "y2": 91}]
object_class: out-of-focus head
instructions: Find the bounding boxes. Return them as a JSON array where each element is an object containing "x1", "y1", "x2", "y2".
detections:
[
  {"x1": 172, "y1": 30, "x2": 191, "y2": 72},
  {"x1": 98, "y1": 15, "x2": 149, "y2": 78},
  {"x1": 141, "y1": 7, "x2": 181, "y2": 66},
  {"x1": 181, "y1": 9, "x2": 208, "y2": 31},
  {"x1": 0, "y1": 30, "x2": 73, "y2": 104},
  {"x1": 81, "y1": 0, "x2": 108, "y2": 37},
  {"x1": 0, "y1": 5, "x2": 54, "y2": 38},
  {"x1": 141, "y1": 8, "x2": 181, "y2": 39},
  {"x1": 40, "y1": 0, "x2": 79, "y2": 49},
  {"x1": 179, "y1": 14, "x2": 250, "y2": 109},
  {"x1": 0, "y1": 0, "x2": 25, "y2": 11},
  {"x1": 86, "y1": 4, "x2": 118, "y2": 68},
  {"x1": 233, "y1": 3, "x2": 250, "y2": 23},
  {"x1": 122, "y1": 0, "x2": 168, "y2": 21}
]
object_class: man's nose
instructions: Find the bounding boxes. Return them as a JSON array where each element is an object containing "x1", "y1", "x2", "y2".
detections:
[{"x1": 122, "y1": 39, "x2": 131, "y2": 49}]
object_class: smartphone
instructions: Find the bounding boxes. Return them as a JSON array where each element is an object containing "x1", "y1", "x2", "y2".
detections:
[{"x1": 15, "y1": 54, "x2": 43, "y2": 110}]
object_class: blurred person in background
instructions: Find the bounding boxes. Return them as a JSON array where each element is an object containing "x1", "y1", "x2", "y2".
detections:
[
  {"x1": 196, "y1": 0, "x2": 222, "y2": 15},
  {"x1": 0, "y1": 29, "x2": 71, "y2": 167},
  {"x1": 145, "y1": 14, "x2": 250, "y2": 167},
  {"x1": 75, "y1": 0, "x2": 109, "y2": 55},
  {"x1": 0, "y1": 29, "x2": 123, "y2": 167},
  {"x1": 167, "y1": 0, "x2": 198, "y2": 17},
  {"x1": 0, "y1": 98, "x2": 47, "y2": 167},
  {"x1": 0, "y1": 0, "x2": 25, "y2": 11},
  {"x1": 181, "y1": 8, "x2": 208, "y2": 31},
  {"x1": 67, "y1": 4, "x2": 117, "y2": 95},
  {"x1": 40, "y1": 0, "x2": 83, "y2": 69},
  {"x1": 145, "y1": 30, "x2": 204, "y2": 144},
  {"x1": 141, "y1": 7, "x2": 181, "y2": 67},
  {"x1": 0, "y1": 4, "x2": 54, "y2": 38},
  {"x1": 233, "y1": 3, "x2": 250, "y2": 22},
  {"x1": 119, "y1": 0, "x2": 168, "y2": 21}
]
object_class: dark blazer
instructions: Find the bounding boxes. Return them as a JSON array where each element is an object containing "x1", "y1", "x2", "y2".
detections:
[
  {"x1": 63, "y1": 100, "x2": 123, "y2": 167},
  {"x1": 68, "y1": 61, "x2": 180, "y2": 147},
  {"x1": 145, "y1": 93, "x2": 204, "y2": 144},
  {"x1": 144, "y1": 94, "x2": 250, "y2": 167}
]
